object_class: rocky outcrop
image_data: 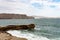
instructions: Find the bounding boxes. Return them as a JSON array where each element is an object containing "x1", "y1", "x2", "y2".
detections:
[
  {"x1": 0, "y1": 24, "x2": 35, "y2": 40},
  {"x1": 0, "y1": 24, "x2": 35, "y2": 31},
  {"x1": 0, "y1": 31, "x2": 27, "y2": 40}
]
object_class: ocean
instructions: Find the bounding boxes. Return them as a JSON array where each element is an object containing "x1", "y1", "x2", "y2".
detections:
[{"x1": 0, "y1": 19, "x2": 60, "y2": 40}]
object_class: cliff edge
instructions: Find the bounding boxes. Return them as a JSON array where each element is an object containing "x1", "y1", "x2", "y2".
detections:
[{"x1": 0, "y1": 13, "x2": 34, "y2": 19}]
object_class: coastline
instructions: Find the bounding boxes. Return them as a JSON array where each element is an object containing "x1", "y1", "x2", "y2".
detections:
[
  {"x1": 0, "y1": 31, "x2": 27, "y2": 40},
  {"x1": 0, "y1": 24, "x2": 35, "y2": 40}
]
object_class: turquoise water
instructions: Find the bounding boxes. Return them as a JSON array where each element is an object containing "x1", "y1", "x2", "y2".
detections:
[{"x1": 0, "y1": 19, "x2": 60, "y2": 40}]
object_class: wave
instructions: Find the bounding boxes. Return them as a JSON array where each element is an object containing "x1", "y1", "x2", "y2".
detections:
[{"x1": 7, "y1": 30, "x2": 50, "y2": 40}]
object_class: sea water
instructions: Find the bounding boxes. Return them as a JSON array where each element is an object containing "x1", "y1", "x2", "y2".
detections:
[{"x1": 0, "y1": 19, "x2": 60, "y2": 40}]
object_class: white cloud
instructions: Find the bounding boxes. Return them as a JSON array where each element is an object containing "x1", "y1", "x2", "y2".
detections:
[
  {"x1": 30, "y1": 0, "x2": 60, "y2": 17},
  {"x1": 0, "y1": 0, "x2": 60, "y2": 17}
]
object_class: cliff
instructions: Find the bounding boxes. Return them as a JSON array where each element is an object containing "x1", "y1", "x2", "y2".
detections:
[{"x1": 0, "y1": 13, "x2": 34, "y2": 19}]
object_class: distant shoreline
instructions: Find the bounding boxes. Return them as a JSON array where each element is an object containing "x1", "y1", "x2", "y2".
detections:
[{"x1": 0, "y1": 13, "x2": 34, "y2": 19}]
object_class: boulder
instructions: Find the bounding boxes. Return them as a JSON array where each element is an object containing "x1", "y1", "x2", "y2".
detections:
[{"x1": 28, "y1": 24, "x2": 35, "y2": 29}]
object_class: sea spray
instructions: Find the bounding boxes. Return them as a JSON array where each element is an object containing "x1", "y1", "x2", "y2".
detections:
[{"x1": 7, "y1": 30, "x2": 50, "y2": 40}]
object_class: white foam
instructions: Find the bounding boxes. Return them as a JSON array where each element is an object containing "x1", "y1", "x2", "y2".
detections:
[{"x1": 7, "y1": 30, "x2": 50, "y2": 40}]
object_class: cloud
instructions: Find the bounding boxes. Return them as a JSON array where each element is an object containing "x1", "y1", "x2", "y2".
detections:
[
  {"x1": 0, "y1": 0, "x2": 60, "y2": 17},
  {"x1": 0, "y1": 6, "x2": 12, "y2": 10},
  {"x1": 49, "y1": 5, "x2": 56, "y2": 8},
  {"x1": 19, "y1": 0, "x2": 30, "y2": 3},
  {"x1": 31, "y1": 2, "x2": 43, "y2": 9},
  {"x1": 2, "y1": 0, "x2": 16, "y2": 2}
]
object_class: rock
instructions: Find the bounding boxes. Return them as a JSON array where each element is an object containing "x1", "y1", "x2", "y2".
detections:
[
  {"x1": 0, "y1": 24, "x2": 35, "y2": 31},
  {"x1": 28, "y1": 24, "x2": 35, "y2": 29},
  {"x1": 0, "y1": 24, "x2": 35, "y2": 40},
  {"x1": 0, "y1": 31, "x2": 27, "y2": 40}
]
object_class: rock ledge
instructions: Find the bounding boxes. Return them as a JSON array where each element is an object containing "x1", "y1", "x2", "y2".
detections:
[{"x1": 0, "y1": 31, "x2": 27, "y2": 40}]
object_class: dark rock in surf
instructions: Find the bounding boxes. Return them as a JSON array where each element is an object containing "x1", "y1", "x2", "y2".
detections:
[{"x1": 0, "y1": 24, "x2": 35, "y2": 31}]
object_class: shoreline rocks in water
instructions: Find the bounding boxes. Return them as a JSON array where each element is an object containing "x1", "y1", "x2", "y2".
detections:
[
  {"x1": 0, "y1": 24, "x2": 35, "y2": 40},
  {"x1": 0, "y1": 31, "x2": 27, "y2": 40},
  {"x1": 0, "y1": 24, "x2": 35, "y2": 31}
]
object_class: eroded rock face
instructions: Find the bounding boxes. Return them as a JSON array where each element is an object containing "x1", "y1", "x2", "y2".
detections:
[
  {"x1": 0, "y1": 24, "x2": 35, "y2": 31},
  {"x1": 0, "y1": 31, "x2": 27, "y2": 40}
]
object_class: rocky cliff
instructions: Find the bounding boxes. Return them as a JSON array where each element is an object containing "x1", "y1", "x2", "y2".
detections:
[{"x1": 0, "y1": 13, "x2": 34, "y2": 19}]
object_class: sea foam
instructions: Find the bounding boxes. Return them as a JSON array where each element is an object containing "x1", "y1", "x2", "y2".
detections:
[{"x1": 7, "y1": 30, "x2": 50, "y2": 40}]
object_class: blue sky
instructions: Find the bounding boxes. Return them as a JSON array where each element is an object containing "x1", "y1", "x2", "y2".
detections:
[
  {"x1": 52, "y1": 0, "x2": 60, "y2": 2},
  {"x1": 0, "y1": 0, "x2": 60, "y2": 17}
]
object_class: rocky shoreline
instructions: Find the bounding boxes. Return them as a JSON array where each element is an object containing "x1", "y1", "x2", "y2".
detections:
[
  {"x1": 0, "y1": 31, "x2": 27, "y2": 40},
  {"x1": 0, "y1": 24, "x2": 35, "y2": 40},
  {"x1": 0, "y1": 24, "x2": 35, "y2": 31}
]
